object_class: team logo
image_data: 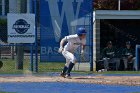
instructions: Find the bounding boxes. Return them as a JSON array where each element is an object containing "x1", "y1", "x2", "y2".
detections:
[{"x1": 12, "y1": 19, "x2": 30, "y2": 34}]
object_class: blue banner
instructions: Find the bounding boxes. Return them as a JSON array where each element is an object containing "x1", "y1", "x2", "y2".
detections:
[{"x1": 40, "y1": 0, "x2": 93, "y2": 62}]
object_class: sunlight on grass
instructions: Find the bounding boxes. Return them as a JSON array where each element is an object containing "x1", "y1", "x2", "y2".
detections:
[{"x1": 0, "y1": 59, "x2": 140, "y2": 74}]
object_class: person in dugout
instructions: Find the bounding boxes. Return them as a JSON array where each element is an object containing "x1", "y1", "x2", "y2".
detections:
[
  {"x1": 102, "y1": 41, "x2": 120, "y2": 71},
  {"x1": 122, "y1": 41, "x2": 137, "y2": 71}
]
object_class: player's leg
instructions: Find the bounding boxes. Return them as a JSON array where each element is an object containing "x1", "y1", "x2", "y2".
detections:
[
  {"x1": 63, "y1": 51, "x2": 76, "y2": 78},
  {"x1": 132, "y1": 57, "x2": 137, "y2": 71},
  {"x1": 66, "y1": 62, "x2": 75, "y2": 78},
  {"x1": 103, "y1": 58, "x2": 109, "y2": 70},
  {"x1": 60, "y1": 59, "x2": 70, "y2": 77},
  {"x1": 113, "y1": 58, "x2": 120, "y2": 70},
  {"x1": 123, "y1": 57, "x2": 128, "y2": 70},
  {"x1": 60, "y1": 51, "x2": 71, "y2": 77}
]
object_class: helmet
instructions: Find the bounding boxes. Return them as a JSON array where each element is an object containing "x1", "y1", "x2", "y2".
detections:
[{"x1": 77, "y1": 27, "x2": 86, "y2": 36}]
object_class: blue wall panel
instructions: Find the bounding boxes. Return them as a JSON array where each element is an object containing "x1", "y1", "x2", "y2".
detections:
[{"x1": 40, "y1": 0, "x2": 93, "y2": 62}]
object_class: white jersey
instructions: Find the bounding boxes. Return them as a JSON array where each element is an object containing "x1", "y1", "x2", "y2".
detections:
[{"x1": 63, "y1": 34, "x2": 86, "y2": 53}]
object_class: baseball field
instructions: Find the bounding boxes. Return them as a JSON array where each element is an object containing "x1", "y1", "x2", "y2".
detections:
[{"x1": 0, "y1": 60, "x2": 140, "y2": 93}]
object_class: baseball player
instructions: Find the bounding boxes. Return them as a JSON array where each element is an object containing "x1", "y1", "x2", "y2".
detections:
[
  {"x1": 58, "y1": 27, "x2": 86, "y2": 78},
  {"x1": 102, "y1": 41, "x2": 120, "y2": 70},
  {"x1": 122, "y1": 41, "x2": 137, "y2": 70}
]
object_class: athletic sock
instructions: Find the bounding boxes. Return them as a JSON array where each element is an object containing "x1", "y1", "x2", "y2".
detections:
[
  {"x1": 62, "y1": 66, "x2": 68, "y2": 74},
  {"x1": 67, "y1": 62, "x2": 75, "y2": 75}
]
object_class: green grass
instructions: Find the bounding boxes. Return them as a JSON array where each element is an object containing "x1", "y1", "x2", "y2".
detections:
[
  {"x1": 38, "y1": 62, "x2": 64, "y2": 72},
  {"x1": 0, "y1": 59, "x2": 23, "y2": 74},
  {"x1": 0, "y1": 59, "x2": 64, "y2": 74},
  {"x1": 0, "y1": 59, "x2": 140, "y2": 74}
]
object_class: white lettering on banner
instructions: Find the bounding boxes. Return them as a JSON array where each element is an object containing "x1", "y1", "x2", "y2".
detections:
[
  {"x1": 48, "y1": 47, "x2": 53, "y2": 54},
  {"x1": 42, "y1": 46, "x2": 59, "y2": 55},
  {"x1": 13, "y1": 25, "x2": 30, "y2": 29},
  {"x1": 41, "y1": 47, "x2": 47, "y2": 54},
  {"x1": 41, "y1": 46, "x2": 89, "y2": 55},
  {"x1": 46, "y1": 0, "x2": 83, "y2": 42},
  {"x1": 54, "y1": 47, "x2": 59, "y2": 54},
  {"x1": 8, "y1": 35, "x2": 35, "y2": 38}
]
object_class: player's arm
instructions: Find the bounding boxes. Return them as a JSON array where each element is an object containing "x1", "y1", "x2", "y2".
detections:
[
  {"x1": 81, "y1": 45, "x2": 85, "y2": 53},
  {"x1": 60, "y1": 38, "x2": 66, "y2": 48},
  {"x1": 58, "y1": 37, "x2": 67, "y2": 53},
  {"x1": 81, "y1": 38, "x2": 86, "y2": 54},
  {"x1": 81, "y1": 39, "x2": 86, "y2": 54}
]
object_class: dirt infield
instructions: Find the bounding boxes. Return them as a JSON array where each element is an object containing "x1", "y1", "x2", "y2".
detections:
[{"x1": 0, "y1": 75, "x2": 139, "y2": 86}]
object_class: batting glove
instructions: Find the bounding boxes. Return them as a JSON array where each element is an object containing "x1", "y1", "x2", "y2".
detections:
[
  {"x1": 58, "y1": 47, "x2": 64, "y2": 53},
  {"x1": 81, "y1": 50, "x2": 85, "y2": 62},
  {"x1": 81, "y1": 50, "x2": 84, "y2": 55}
]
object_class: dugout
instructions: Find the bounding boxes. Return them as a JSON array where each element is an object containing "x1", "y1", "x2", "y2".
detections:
[{"x1": 93, "y1": 10, "x2": 140, "y2": 70}]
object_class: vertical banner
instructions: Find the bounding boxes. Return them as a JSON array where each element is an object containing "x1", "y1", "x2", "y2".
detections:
[{"x1": 40, "y1": 0, "x2": 93, "y2": 62}]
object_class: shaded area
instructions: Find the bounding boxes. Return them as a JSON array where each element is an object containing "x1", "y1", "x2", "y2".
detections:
[{"x1": 100, "y1": 19, "x2": 140, "y2": 49}]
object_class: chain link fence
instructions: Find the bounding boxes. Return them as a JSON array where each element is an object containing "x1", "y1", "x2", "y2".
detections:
[
  {"x1": 0, "y1": 0, "x2": 36, "y2": 74},
  {"x1": 0, "y1": 0, "x2": 93, "y2": 74}
]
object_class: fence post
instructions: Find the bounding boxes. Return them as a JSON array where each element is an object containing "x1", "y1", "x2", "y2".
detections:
[
  {"x1": 15, "y1": 0, "x2": 24, "y2": 70},
  {"x1": 34, "y1": 0, "x2": 38, "y2": 72},
  {"x1": 16, "y1": 45, "x2": 24, "y2": 70},
  {"x1": 90, "y1": 0, "x2": 94, "y2": 71},
  {"x1": 9, "y1": 0, "x2": 19, "y2": 60},
  {"x1": 136, "y1": 45, "x2": 139, "y2": 71},
  {"x1": 118, "y1": 0, "x2": 121, "y2": 11},
  {"x1": 2, "y1": 0, "x2": 5, "y2": 16},
  {"x1": 11, "y1": 46, "x2": 14, "y2": 60},
  {"x1": 30, "y1": 44, "x2": 33, "y2": 71}
]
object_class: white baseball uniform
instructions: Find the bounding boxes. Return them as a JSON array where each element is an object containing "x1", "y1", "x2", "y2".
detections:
[{"x1": 62, "y1": 34, "x2": 86, "y2": 67}]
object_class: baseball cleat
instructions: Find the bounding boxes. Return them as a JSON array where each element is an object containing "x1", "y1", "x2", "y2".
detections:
[
  {"x1": 65, "y1": 74, "x2": 71, "y2": 79},
  {"x1": 60, "y1": 72, "x2": 66, "y2": 78}
]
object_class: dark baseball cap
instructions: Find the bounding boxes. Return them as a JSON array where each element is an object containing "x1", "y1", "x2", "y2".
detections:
[
  {"x1": 126, "y1": 41, "x2": 131, "y2": 45},
  {"x1": 107, "y1": 41, "x2": 112, "y2": 45}
]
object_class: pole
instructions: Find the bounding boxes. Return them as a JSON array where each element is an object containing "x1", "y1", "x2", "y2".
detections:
[
  {"x1": 30, "y1": 44, "x2": 33, "y2": 71},
  {"x1": 16, "y1": 0, "x2": 24, "y2": 70},
  {"x1": 2, "y1": 0, "x2": 5, "y2": 16},
  {"x1": 118, "y1": 0, "x2": 121, "y2": 11},
  {"x1": 30, "y1": 0, "x2": 33, "y2": 13},
  {"x1": 16, "y1": 45, "x2": 24, "y2": 70},
  {"x1": 34, "y1": 0, "x2": 38, "y2": 72},
  {"x1": 136, "y1": 45, "x2": 139, "y2": 71},
  {"x1": 29, "y1": 0, "x2": 33, "y2": 72},
  {"x1": 90, "y1": 0, "x2": 93, "y2": 71}
]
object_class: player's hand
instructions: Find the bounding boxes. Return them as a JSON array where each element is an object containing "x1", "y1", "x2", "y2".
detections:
[
  {"x1": 81, "y1": 50, "x2": 84, "y2": 55},
  {"x1": 58, "y1": 47, "x2": 64, "y2": 53},
  {"x1": 81, "y1": 50, "x2": 85, "y2": 62},
  {"x1": 128, "y1": 55, "x2": 133, "y2": 62}
]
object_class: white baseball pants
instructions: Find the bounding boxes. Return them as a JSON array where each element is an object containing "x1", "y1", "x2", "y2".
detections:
[{"x1": 62, "y1": 51, "x2": 77, "y2": 67}]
